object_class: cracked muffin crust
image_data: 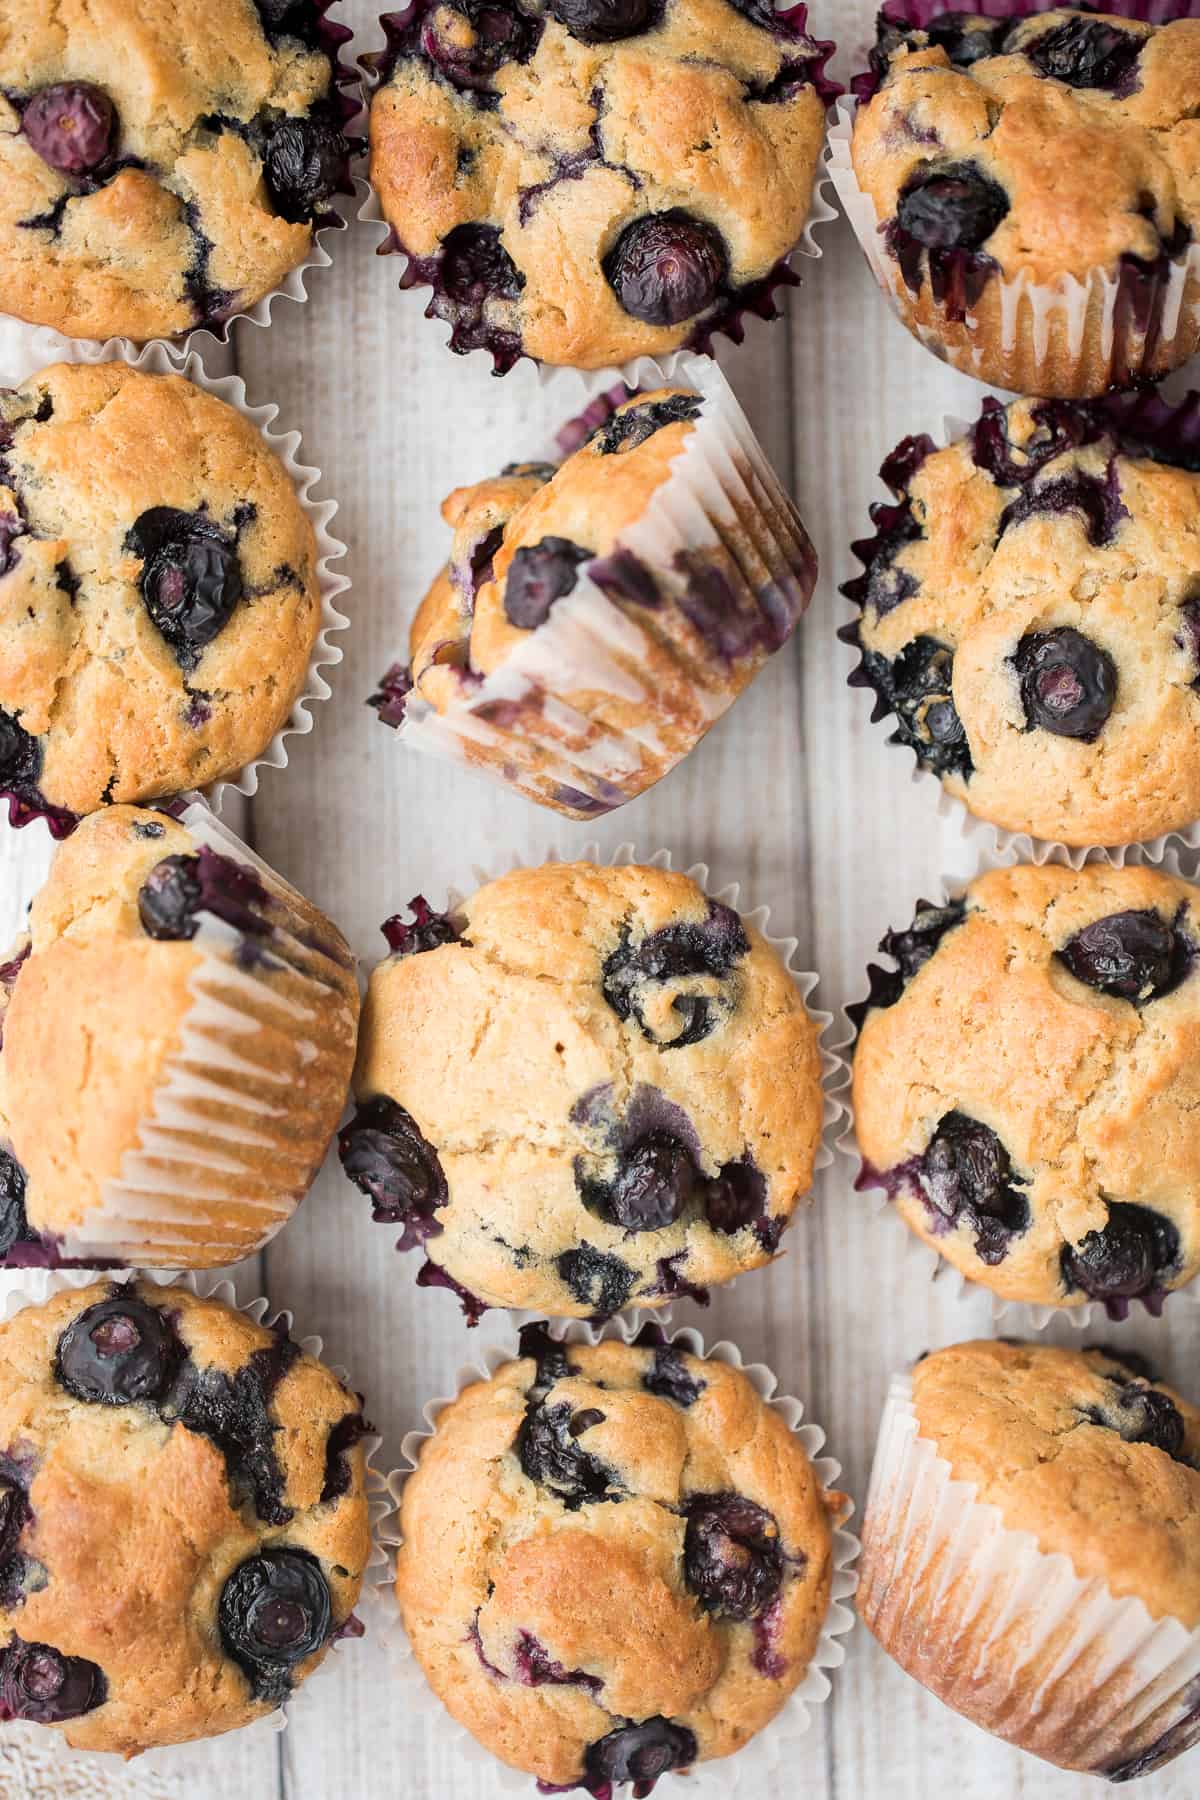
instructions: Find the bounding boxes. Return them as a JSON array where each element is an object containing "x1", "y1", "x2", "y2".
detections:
[
  {"x1": 365, "y1": 0, "x2": 835, "y2": 369},
  {"x1": 844, "y1": 391, "x2": 1200, "y2": 848},
  {"x1": 395, "y1": 1324, "x2": 847, "y2": 1790},
  {"x1": 0, "y1": 0, "x2": 357, "y2": 343},
  {"x1": 370, "y1": 384, "x2": 818, "y2": 820},
  {"x1": 852, "y1": 861, "x2": 1200, "y2": 1315},
  {"x1": 0, "y1": 1277, "x2": 371, "y2": 1756},
  {"x1": 0, "y1": 805, "x2": 359, "y2": 1269},
  {"x1": 339, "y1": 861, "x2": 825, "y2": 1321},
  {"x1": 0, "y1": 361, "x2": 324, "y2": 829},
  {"x1": 850, "y1": 9, "x2": 1200, "y2": 395}
]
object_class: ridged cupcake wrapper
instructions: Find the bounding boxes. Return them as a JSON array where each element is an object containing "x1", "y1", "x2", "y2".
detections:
[
  {"x1": 378, "y1": 1315, "x2": 859, "y2": 1797},
  {"x1": 859, "y1": 1371, "x2": 1200, "y2": 1780},
  {"x1": 0, "y1": 332, "x2": 349, "y2": 836},
  {"x1": 832, "y1": 834, "x2": 1200, "y2": 1333},
  {"x1": 841, "y1": 397, "x2": 1200, "y2": 870},
  {"x1": 32, "y1": 799, "x2": 356, "y2": 1269},
  {"x1": 382, "y1": 352, "x2": 818, "y2": 820},
  {"x1": 826, "y1": 14, "x2": 1200, "y2": 404},
  {"x1": 0, "y1": 1266, "x2": 390, "y2": 1752},
  {"x1": 359, "y1": 838, "x2": 840, "y2": 1329}
]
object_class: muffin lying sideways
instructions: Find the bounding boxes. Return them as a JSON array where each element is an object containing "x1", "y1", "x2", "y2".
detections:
[
  {"x1": 0, "y1": 1279, "x2": 372, "y2": 1756},
  {"x1": 339, "y1": 860, "x2": 825, "y2": 1320}
]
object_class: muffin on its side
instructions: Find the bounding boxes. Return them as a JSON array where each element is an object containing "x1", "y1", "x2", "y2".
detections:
[
  {"x1": 0, "y1": 1278, "x2": 372, "y2": 1756},
  {"x1": 339, "y1": 861, "x2": 825, "y2": 1320},
  {"x1": 0, "y1": 802, "x2": 359, "y2": 1269},
  {"x1": 396, "y1": 1325, "x2": 849, "y2": 1790},
  {"x1": 860, "y1": 1340, "x2": 1200, "y2": 1780},
  {"x1": 851, "y1": 861, "x2": 1200, "y2": 1315}
]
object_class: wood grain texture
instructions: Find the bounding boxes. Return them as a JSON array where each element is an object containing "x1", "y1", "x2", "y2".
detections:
[{"x1": 1, "y1": 1, "x2": 1199, "y2": 1793}]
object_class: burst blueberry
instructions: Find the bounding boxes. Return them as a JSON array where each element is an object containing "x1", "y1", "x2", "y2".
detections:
[
  {"x1": 1013, "y1": 628, "x2": 1117, "y2": 742},
  {"x1": 219, "y1": 1550, "x2": 332, "y2": 1704},
  {"x1": 265, "y1": 113, "x2": 351, "y2": 223},
  {"x1": 137, "y1": 848, "x2": 270, "y2": 943},
  {"x1": 921, "y1": 1112, "x2": 1030, "y2": 1266},
  {"x1": 56, "y1": 1294, "x2": 181, "y2": 1407},
  {"x1": 603, "y1": 212, "x2": 727, "y2": 327},
  {"x1": 504, "y1": 537, "x2": 591, "y2": 629},
  {"x1": 548, "y1": 0, "x2": 655, "y2": 43},
  {"x1": 338, "y1": 1096, "x2": 448, "y2": 1251},
  {"x1": 1058, "y1": 909, "x2": 1189, "y2": 1004},
  {"x1": 128, "y1": 508, "x2": 244, "y2": 671},
  {"x1": 0, "y1": 1639, "x2": 106, "y2": 1723},
  {"x1": 582, "y1": 1131, "x2": 699, "y2": 1232},
  {"x1": 896, "y1": 163, "x2": 1009, "y2": 254},
  {"x1": 556, "y1": 1245, "x2": 635, "y2": 1316},
  {"x1": 594, "y1": 393, "x2": 702, "y2": 455},
  {"x1": 441, "y1": 223, "x2": 524, "y2": 303},
  {"x1": 0, "y1": 1150, "x2": 31, "y2": 1261},
  {"x1": 516, "y1": 1399, "x2": 618, "y2": 1507},
  {"x1": 684, "y1": 1493, "x2": 784, "y2": 1620},
  {"x1": 583, "y1": 1718, "x2": 697, "y2": 1789},
  {"x1": 1024, "y1": 17, "x2": 1144, "y2": 92},
  {"x1": 1062, "y1": 1202, "x2": 1180, "y2": 1306}
]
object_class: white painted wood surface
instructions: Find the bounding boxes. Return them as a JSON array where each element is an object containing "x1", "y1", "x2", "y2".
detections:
[{"x1": 1, "y1": 2, "x2": 1199, "y2": 1794}]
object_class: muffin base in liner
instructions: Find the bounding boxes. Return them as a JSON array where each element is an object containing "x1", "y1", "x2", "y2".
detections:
[
  {"x1": 380, "y1": 351, "x2": 818, "y2": 819},
  {"x1": 827, "y1": 1, "x2": 1200, "y2": 402},
  {"x1": 833, "y1": 835, "x2": 1200, "y2": 1332},
  {"x1": 840, "y1": 395, "x2": 1200, "y2": 871},
  {"x1": 21, "y1": 799, "x2": 357, "y2": 1269},
  {"x1": 0, "y1": 333, "x2": 349, "y2": 837},
  {"x1": 352, "y1": 839, "x2": 840, "y2": 1328},
  {"x1": 380, "y1": 1314, "x2": 859, "y2": 1796},
  {"x1": 859, "y1": 1370, "x2": 1200, "y2": 1781},
  {"x1": 0, "y1": 1265, "x2": 390, "y2": 1753}
]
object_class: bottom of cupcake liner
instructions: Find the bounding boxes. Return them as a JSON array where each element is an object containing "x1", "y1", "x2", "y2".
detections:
[{"x1": 381, "y1": 1314, "x2": 859, "y2": 1798}]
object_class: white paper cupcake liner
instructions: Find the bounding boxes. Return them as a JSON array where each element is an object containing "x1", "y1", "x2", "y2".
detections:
[
  {"x1": 348, "y1": 839, "x2": 841, "y2": 1329},
  {"x1": 0, "y1": 332, "x2": 349, "y2": 829},
  {"x1": 826, "y1": 68, "x2": 1200, "y2": 401},
  {"x1": 859, "y1": 1370, "x2": 1200, "y2": 1781},
  {"x1": 0, "y1": 1265, "x2": 390, "y2": 1754},
  {"x1": 13, "y1": 797, "x2": 357, "y2": 1269},
  {"x1": 377, "y1": 351, "x2": 818, "y2": 820},
  {"x1": 379, "y1": 1314, "x2": 859, "y2": 1797},
  {"x1": 833, "y1": 835, "x2": 1200, "y2": 1333}
]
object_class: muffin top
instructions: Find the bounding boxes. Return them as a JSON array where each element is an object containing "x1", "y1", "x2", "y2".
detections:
[
  {"x1": 0, "y1": 361, "x2": 323, "y2": 824},
  {"x1": 0, "y1": 1278, "x2": 371, "y2": 1754},
  {"x1": 845, "y1": 392, "x2": 1200, "y2": 847},
  {"x1": 852, "y1": 11, "x2": 1200, "y2": 305},
  {"x1": 340, "y1": 861, "x2": 824, "y2": 1320},
  {"x1": 911, "y1": 1340, "x2": 1200, "y2": 1627},
  {"x1": 852, "y1": 861, "x2": 1200, "y2": 1313},
  {"x1": 366, "y1": 0, "x2": 833, "y2": 369},
  {"x1": 0, "y1": 0, "x2": 356, "y2": 342},
  {"x1": 396, "y1": 1325, "x2": 846, "y2": 1788},
  {"x1": 0, "y1": 805, "x2": 359, "y2": 1266}
]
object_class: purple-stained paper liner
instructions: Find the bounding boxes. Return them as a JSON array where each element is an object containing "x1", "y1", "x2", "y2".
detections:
[
  {"x1": 379, "y1": 1313, "x2": 859, "y2": 1797},
  {"x1": 832, "y1": 834, "x2": 1200, "y2": 1333}
]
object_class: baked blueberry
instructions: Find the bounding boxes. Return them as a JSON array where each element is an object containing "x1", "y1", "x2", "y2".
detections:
[
  {"x1": 137, "y1": 847, "x2": 270, "y2": 943},
  {"x1": 702, "y1": 1158, "x2": 768, "y2": 1237},
  {"x1": 601, "y1": 902, "x2": 749, "y2": 1049},
  {"x1": 1013, "y1": 629, "x2": 1117, "y2": 742},
  {"x1": 1062, "y1": 1202, "x2": 1180, "y2": 1307},
  {"x1": 0, "y1": 1639, "x2": 105, "y2": 1723},
  {"x1": 264, "y1": 112, "x2": 352, "y2": 223},
  {"x1": 441, "y1": 223, "x2": 524, "y2": 304},
  {"x1": 22, "y1": 84, "x2": 115, "y2": 176},
  {"x1": 218, "y1": 1549, "x2": 332, "y2": 1704},
  {"x1": 127, "y1": 508, "x2": 244, "y2": 672},
  {"x1": 517, "y1": 1399, "x2": 619, "y2": 1507},
  {"x1": 1083, "y1": 1380, "x2": 1187, "y2": 1462},
  {"x1": 861, "y1": 637, "x2": 971, "y2": 780},
  {"x1": 0, "y1": 1150, "x2": 32, "y2": 1260},
  {"x1": 381, "y1": 896, "x2": 463, "y2": 957},
  {"x1": 338, "y1": 1097, "x2": 449, "y2": 1250},
  {"x1": 921, "y1": 1113, "x2": 1030, "y2": 1267},
  {"x1": 684, "y1": 1493, "x2": 784, "y2": 1620},
  {"x1": 641, "y1": 1341, "x2": 705, "y2": 1408},
  {"x1": 167, "y1": 1333, "x2": 300, "y2": 1526},
  {"x1": 556, "y1": 1245, "x2": 636, "y2": 1317},
  {"x1": 593, "y1": 392, "x2": 702, "y2": 455},
  {"x1": 895, "y1": 163, "x2": 1009, "y2": 255},
  {"x1": 603, "y1": 212, "x2": 728, "y2": 327},
  {"x1": 581, "y1": 1131, "x2": 699, "y2": 1233},
  {"x1": 584, "y1": 1718, "x2": 698, "y2": 1789},
  {"x1": 55, "y1": 1293, "x2": 181, "y2": 1407},
  {"x1": 503, "y1": 537, "x2": 592, "y2": 629},
  {"x1": 548, "y1": 0, "x2": 655, "y2": 45},
  {"x1": 1058, "y1": 909, "x2": 1189, "y2": 1004},
  {"x1": 1023, "y1": 17, "x2": 1145, "y2": 93},
  {"x1": 998, "y1": 465, "x2": 1128, "y2": 548}
]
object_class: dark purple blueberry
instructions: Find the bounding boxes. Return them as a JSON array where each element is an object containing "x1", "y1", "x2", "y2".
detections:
[
  {"x1": 1013, "y1": 629, "x2": 1117, "y2": 742},
  {"x1": 441, "y1": 223, "x2": 524, "y2": 304},
  {"x1": 896, "y1": 162, "x2": 1008, "y2": 253},
  {"x1": 703, "y1": 1158, "x2": 767, "y2": 1237},
  {"x1": 684, "y1": 1493, "x2": 784, "y2": 1620},
  {"x1": 0, "y1": 1639, "x2": 106, "y2": 1723},
  {"x1": 513, "y1": 1631, "x2": 603, "y2": 1693},
  {"x1": 971, "y1": 395, "x2": 1102, "y2": 489},
  {"x1": 582, "y1": 1131, "x2": 699, "y2": 1233},
  {"x1": 849, "y1": 897, "x2": 968, "y2": 1034},
  {"x1": 518, "y1": 1320, "x2": 575, "y2": 1394},
  {"x1": 857, "y1": 637, "x2": 972, "y2": 781},
  {"x1": 594, "y1": 393, "x2": 702, "y2": 456},
  {"x1": 1062, "y1": 1203, "x2": 1180, "y2": 1307},
  {"x1": 137, "y1": 847, "x2": 270, "y2": 943},
  {"x1": 22, "y1": 84, "x2": 115, "y2": 176},
  {"x1": 583, "y1": 1718, "x2": 697, "y2": 1790},
  {"x1": 421, "y1": 0, "x2": 540, "y2": 90},
  {"x1": 601, "y1": 902, "x2": 748, "y2": 1049},
  {"x1": 381, "y1": 896, "x2": 463, "y2": 957},
  {"x1": 127, "y1": 508, "x2": 243, "y2": 671},
  {"x1": 869, "y1": 13, "x2": 1005, "y2": 85},
  {"x1": 556, "y1": 1245, "x2": 635, "y2": 1317},
  {"x1": 1023, "y1": 17, "x2": 1144, "y2": 92},
  {"x1": 998, "y1": 463, "x2": 1128, "y2": 549},
  {"x1": 219, "y1": 1549, "x2": 331, "y2": 1703},
  {"x1": 166, "y1": 1330, "x2": 300, "y2": 1525},
  {"x1": 320, "y1": 1412, "x2": 368, "y2": 1505},
  {"x1": 548, "y1": 0, "x2": 655, "y2": 42},
  {"x1": 338, "y1": 1096, "x2": 448, "y2": 1252},
  {"x1": 641, "y1": 1342, "x2": 704, "y2": 1408},
  {"x1": 265, "y1": 113, "x2": 352, "y2": 223},
  {"x1": 0, "y1": 710, "x2": 41, "y2": 796},
  {"x1": 56, "y1": 1294, "x2": 181, "y2": 1407},
  {"x1": 1083, "y1": 1381, "x2": 1187, "y2": 1462},
  {"x1": 0, "y1": 1150, "x2": 31, "y2": 1261},
  {"x1": 504, "y1": 537, "x2": 591, "y2": 629},
  {"x1": 603, "y1": 212, "x2": 727, "y2": 327},
  {"x1": 517, "y1": 1400, "x2": 619, "y2": 1507},
  {"x1": 369, "y1": 662, "x2": 414, "y2": 729},
  {"x1": 1058, "y1": 909, "x2": 1190, "y2": 1005},
  {"x1": 921, "y1": 1112, "x2": 1030, "y2": 1266},
  {"x1": 0, "y1": 1473, "x2": 28, "y2": 1572}
]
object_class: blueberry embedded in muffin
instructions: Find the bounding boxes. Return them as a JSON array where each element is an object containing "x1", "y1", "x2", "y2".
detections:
[
  {"x1": 339, "y1": 861, "x2": 825, "y2": 1321},
  {"x1": 0, "y1": 0, "x2": 361, "y2": 343},
  {"x1": 842, "y1": 390, "x2": 1200, "y2": 847},
  {"x1": 364, "y1": 0, "x2": 838, "y2": 369},
  {"x1": 0, "y1": 1278, "x2": 372, "y2": 1754},
  {"x1": 395, "y1": 1327, "x2": 848, "y2": 1789},
  {"x1": 851, "y1": 861, "x2": 1200, "y2": 1316}
]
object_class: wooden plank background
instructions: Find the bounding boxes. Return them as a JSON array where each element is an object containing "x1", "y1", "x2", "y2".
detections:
[{"x1": 1, "y1": 2, "x2": 1199, "y2": 1794}]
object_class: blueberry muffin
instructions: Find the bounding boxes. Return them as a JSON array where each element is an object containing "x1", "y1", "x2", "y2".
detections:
[
  {"x1": 847, "y1": 9, "x2": 1200, "y2": 396},
  {"x1": 339, "y1": 862, "x2": 825, "y2": 1320},
  {"x1": 0, "y1": 1278, "x2": 371, "y2": 1755},
  {"x1": 860, "y1": 1341, "x2": 1200, "y2": 1779},
  {"x1": 0, "y1": 804, "x2": 359, "y2": 1269},
  {"x1": 396, "y1": 1323, "x2": 848, "y2": 1790},
  {"x1": 844, "y1": 391, "x2": 1200, "y2": 848},
  {"x1": 851, "y1": 860, "x2": 1200, "y2": 1316},
  {"x1": 0, "y1": 361, "x2": 326, "y2": 830},
  {"x1": 364, "y1": 0, "x2": 836, "y2": 370},
  {"x1": 371, "y1": 383, "x2": 818, "y2": 819},
  {"x1": 0, "y1": 0, "x2": 358, "y2": 343}
]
